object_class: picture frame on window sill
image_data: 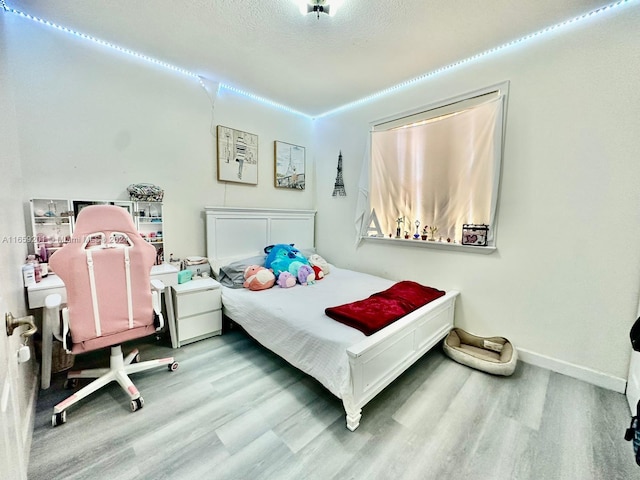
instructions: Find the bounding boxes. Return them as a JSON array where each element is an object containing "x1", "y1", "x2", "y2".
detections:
[
  {"x1": 217, "y1": 125, "x2": 258, "y2": 185},
  {"x1": 462, "y1": 224, "x2": 489, "y2": 246},
  {"x1": 274, "y1": 141, "x2": 305, "y2": 190}
]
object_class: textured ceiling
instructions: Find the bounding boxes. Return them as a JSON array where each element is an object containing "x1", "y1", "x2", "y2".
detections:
[{"x1": 8, "y1": 0, "x2": 618, "y2": 116}]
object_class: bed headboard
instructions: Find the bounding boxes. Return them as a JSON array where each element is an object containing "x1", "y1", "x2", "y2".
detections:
[{"x1": 205, "y1": 206, "x2": 316, "y2": 265}]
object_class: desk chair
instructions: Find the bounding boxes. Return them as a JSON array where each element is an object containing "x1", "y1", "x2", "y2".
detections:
[{"x1": 46, "y1": 205, "x2": 178, "y2": 427}]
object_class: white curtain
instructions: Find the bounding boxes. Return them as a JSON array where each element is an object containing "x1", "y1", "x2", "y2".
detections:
[
  {"x1": 354, "y1": 134, "x2": 371, "y2": 245},
  {"x1": 366, "y1": 97, "x2": 503, "y2": 243}
]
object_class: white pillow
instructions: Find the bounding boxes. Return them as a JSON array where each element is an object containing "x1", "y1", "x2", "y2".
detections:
[
  {"x1": 209, "y1": 252, "x2": 264, "y2": 279},
  {"x1": 216, "y1": 255, "x2": 267, "y2": 288}
]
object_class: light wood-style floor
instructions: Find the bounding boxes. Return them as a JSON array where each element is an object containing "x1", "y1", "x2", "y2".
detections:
[{"x1": 29, "y1": 330, "x2": 639, "y2": 480}]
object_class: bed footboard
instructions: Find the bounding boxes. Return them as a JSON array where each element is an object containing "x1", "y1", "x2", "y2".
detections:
[{"x1": 343, "y1": 291, "x2": 458, "y2": 430}]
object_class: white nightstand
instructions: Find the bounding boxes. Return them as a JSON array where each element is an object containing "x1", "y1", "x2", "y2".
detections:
[{"x1": 171, "y1": 277, "x2": 222, "y2": 347}]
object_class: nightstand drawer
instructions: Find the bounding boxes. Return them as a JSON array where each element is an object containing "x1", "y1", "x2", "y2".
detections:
[
  {"x1": 175, "y1": 288, "x2": 221, "y2": 318},
  {"x1": 178, "y1": 310, "x2": 222, "y2": 344}
]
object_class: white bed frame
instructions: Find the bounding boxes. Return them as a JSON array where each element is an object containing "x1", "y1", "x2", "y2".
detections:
[{"x1": 205, "y1": 206, "x2": 459, "y2": 431}]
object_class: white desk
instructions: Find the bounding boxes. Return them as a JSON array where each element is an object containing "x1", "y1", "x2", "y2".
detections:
[{"x1": 27, "y1": 263, "x2": 179, "y2": 389}]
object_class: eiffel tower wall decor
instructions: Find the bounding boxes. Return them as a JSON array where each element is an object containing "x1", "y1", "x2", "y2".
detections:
[
  {"x1": 332, "y1": 150, "x2": 346, "y2": 197},
  {"x1": 274, "y1": 141, "x2": 306, "y2": 190}
]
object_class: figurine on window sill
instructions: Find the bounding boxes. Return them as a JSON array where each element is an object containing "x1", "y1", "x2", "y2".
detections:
[
  {"x1": 413, "y1": 220, "x2": 421, "y2": 239},
  {"x1": 395, "y1": 217, "x2": 404, "y2": 239}
]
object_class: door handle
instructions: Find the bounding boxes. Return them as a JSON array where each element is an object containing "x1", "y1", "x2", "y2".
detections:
[{"x1": 5, "y1": 312, "x2": 37, "y2": 339}]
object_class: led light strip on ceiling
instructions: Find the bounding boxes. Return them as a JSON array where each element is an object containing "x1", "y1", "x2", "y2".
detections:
[
  {"x1": 0, "y1": 0, "x2": 310, "y2": 118},
  {"x1": 1, "y1": 0, "x2": 636, "y2": 119},
  {"x1": 317, "y1": 0, "x2": 635, "y2": 118}
]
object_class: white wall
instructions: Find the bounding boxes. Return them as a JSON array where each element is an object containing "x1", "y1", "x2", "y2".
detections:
[
  {"x1": 313, "y1": 5, "x2": 640, "y2": 384},
  {"x1": 6, "y1": 14, "x2": 315, "y2": 261},
  {"x1": 0, "y1": 13, "x2": 38, "y2": 477}
]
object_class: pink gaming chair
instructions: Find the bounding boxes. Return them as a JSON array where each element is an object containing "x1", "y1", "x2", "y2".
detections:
[{"x1": 46, "y1": 205, "x2": 177, "y2": 427}]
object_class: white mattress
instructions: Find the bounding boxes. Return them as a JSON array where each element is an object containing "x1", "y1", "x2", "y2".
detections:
[{"x1": 221, "y1": 266, "x2": 395, "y2": 398}]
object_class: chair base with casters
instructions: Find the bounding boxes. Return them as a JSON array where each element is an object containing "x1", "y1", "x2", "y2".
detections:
[{"x1": 46, "y1": 283, "x2": 179, "y2": 427}]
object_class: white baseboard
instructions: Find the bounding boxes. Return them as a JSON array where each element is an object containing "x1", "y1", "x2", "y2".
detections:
[{"x1": 517, "y1": 348, "x2": 627, "y2": 394}]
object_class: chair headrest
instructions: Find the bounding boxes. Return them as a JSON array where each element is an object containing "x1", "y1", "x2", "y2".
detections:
[{"x1": 73, "y1": 205, "x2": 137, "y2": 237}]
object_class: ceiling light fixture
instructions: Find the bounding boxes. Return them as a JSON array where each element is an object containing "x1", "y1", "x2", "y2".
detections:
[{"x1": 296, "y1": 0, "x2": 343, "y2": 19}]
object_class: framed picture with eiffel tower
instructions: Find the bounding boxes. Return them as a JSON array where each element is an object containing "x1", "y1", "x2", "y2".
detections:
[{"x1": 274, "y1": 141, "x2": 305, "y2": 190}]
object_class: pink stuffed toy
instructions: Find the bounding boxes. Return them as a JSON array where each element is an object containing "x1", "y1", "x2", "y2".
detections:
[
  {"x1": 243, "y1": 265, "x2": 275, "y2": 291},
  {"x1": 277, "y1": 271, "x2": 296, "y2": 288}
]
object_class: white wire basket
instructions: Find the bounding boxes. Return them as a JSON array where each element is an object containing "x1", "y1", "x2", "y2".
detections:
[{"x1": 127, "y1": 183, "x2": 164, "y2": 202}]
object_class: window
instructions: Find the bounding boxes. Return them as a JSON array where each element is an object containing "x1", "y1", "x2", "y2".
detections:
[{"x1": 362, "y1": 82, "x2": 508, "y2": 248}]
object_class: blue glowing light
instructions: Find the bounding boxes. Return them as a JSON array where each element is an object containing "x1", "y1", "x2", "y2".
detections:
[
  {"x1": 219, "y1": 84, "x2": 310, "y2": 118},
  {"x1": 2, "y1": 3, "x2": 199, "y2": 79},
  {"x1": 2, "y1": 0, "x2": 636, "y2": 119},
  {"x1": 1, "y1": 1, "x2": 310, "y2": 118},
  {"x1": 315, "y1": 0, "x2": 635, "y2": 118}
]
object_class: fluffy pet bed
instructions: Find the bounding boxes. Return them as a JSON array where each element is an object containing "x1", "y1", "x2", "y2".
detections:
[{"x1": 443, "y1": 328, "x2": 517, "y2": 376}]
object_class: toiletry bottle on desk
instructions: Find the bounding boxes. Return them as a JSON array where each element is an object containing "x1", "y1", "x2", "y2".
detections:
[
  {"x1": 26, "y1": 255, "x2": 41, "y2": 283},
  {"x1": 22, "y1": 263, "x2": 36, "y2": 287}
]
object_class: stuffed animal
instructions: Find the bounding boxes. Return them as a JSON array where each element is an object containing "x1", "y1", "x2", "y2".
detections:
[
  {"x1": 308, "y1": 254, "x2": 330, "y2": 275},
  {"x1": 264, "y1": 244, "x2": 311, "y2": 280},
  {"x1": 296, "y1": 264, "x2": 315, "y2": 285},
  {"x1": 243, "y1": 265, "x2": 275, "y2": 291},
  {"x1": 276, "y1": 271, "x2": 296, "y2": 288},
  {"x1": 287, "y1": 261, "x2": 305, "y2": 278},
  {"x1": 311, "y1": 265, "x2": 324, "y2": 280}
]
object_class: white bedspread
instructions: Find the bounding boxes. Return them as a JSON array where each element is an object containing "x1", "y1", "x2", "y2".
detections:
[{"x1": 221, "y1": 266, "x2": 395, "y2": 398}]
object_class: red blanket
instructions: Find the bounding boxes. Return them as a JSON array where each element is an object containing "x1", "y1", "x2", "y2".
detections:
[{"x1": 325, "y1": 281, "x2": 446, "y2": 336}]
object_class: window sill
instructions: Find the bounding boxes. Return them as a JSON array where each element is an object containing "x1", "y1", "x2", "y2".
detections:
[{"x1": 361, "y1": 236, "x2": 497, "y2": 254}]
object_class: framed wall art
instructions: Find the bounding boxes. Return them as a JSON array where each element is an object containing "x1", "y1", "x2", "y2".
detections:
[
  {"x1": 217, "y1": 125, "x2": 258, "y2": 185},
  {"x1": 274, "y1": 141, "x2": 305, "y2": 190}
]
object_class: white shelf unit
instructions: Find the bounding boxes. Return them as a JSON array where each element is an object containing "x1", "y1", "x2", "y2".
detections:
[
  {"x1": 29, "y1": 199, "x2": 74, "y2": 262},
  {"x1": 171, "y1": 278, "x2": 222, "y2": 347},
  {"x1": 29, "y1": 199, "x2": 166, "y2": 265},
  {"x1": 133, "y1": 201, "x2": 165, "y2": 265}
]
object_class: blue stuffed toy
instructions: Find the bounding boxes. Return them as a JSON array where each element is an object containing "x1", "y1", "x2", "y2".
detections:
[{"x1": 264, "y1": 244, "x2": 311, "y2": 282}]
